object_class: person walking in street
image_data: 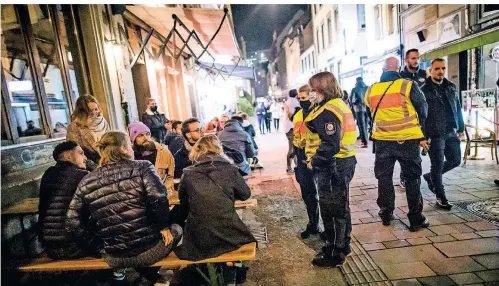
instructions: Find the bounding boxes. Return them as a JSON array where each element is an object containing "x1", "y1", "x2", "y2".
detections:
[
  {"x1": 67, "y1": 94, "x2": 110, "y2": 167},
  {"x1": 241, "y1": 113, "x2": 259, "y2": 151},
  {"x1": 218, "y1": 116, "x2": 256, "y2": 176},
  {"x1": 271, "y1": 101, "x2": 282, "y2": 131},
  {"x1": 284, "y1": 89, "x2": 301, "y2": 173},
  {"x1": 350, "y1": 77, "x2": 369, "y2": 148},
  {"x1": 38, "y1": 141, "x2": 102, "y2": 260},
  {"x1": 265, "y1": 102, "x2": 272, "y2": 133},
  {"x1": 399, "y1": 48, "x2": 429, "y2": 189},
  {"x1": 256, "y1": 103, "x2": 266, "y2": 135},
  {"x1": 421, "y1": 59, "x2": 465, "y2": 210},
  {"x1": 170, "y1": 118, "x2": 204, "y2": 179},
  {"x1": 141, "y1": 98, "x2": 169, "y2": 144},
  {"x1": 304, "y1": 72, "x2": 357, "y2": 267},
  {"x1": 128, "y1": 122, "x2": 175, "y2": 192},
  {"x1": 66, "y1": 131, "x2": 182, "y2": 277},
  {"x1": 364, "y1": 57, "x2": 430, "y2": 231},
  {"x1": 293, "y1": 85, "x2": 323, "y2": 239}
]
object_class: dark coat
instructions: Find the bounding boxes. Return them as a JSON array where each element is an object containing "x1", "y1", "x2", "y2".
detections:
[
  {"x1": 170, "y1": 156, "x2": 256, "y2": 261},
  {"x1": 142, "y1": 111, "x2": 168, "y2": 144},
  {"x1": 218, "y1": 120, "x2": 255, "y2": 176},
  {"x1": 66, "y1": 160, "x2": 170, "y2": 258},
  {"x1": 38, "y1": 161, "x2": 101, "y2": 258},
  {"x1": 171, "y1": 138, "x2": 193, "y2": 179},
  {"x1": 164, "y1": 131, "x2": 182, "y2": 146},
  {"x1": 421, "y1": 77, "x2": 464, "y2": 137},
  {"x1": 400, "y1": 66, "x2": 428, "y2": 87}
]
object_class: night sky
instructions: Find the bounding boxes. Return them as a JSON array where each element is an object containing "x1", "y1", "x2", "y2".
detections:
[{"x1": 232, "y1": 4, "x2": 308, "y2": 53}]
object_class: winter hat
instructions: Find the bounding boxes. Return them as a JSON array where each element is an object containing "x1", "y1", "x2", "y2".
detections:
[{"x1": 128, "y1": 122, "x2": 150, "y2": 143}]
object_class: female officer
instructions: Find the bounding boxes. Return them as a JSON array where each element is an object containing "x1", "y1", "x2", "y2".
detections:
[{"x1": 304, "y1": 72, "x2": 357, "y2": 267}]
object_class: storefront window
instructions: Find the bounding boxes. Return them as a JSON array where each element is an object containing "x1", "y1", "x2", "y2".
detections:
[
  {"x1": 29, "y1": 4, "x2": 71, "y2": 135},
  {"x1": 482, "y1": 41, "x2": 499, "y2": 89},
  {"x1": 1, "y1": 4, "x2": 46, "y2": 143}
]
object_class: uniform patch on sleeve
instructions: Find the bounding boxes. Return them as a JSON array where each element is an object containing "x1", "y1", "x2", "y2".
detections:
[{"x1": 325, "y1": 122, "x2": 336, "y2": 135}]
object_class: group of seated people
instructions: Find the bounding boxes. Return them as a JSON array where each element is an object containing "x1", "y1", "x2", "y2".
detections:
[{"x1": 37, "y1": 116, "x2": 258, "y2": 283}]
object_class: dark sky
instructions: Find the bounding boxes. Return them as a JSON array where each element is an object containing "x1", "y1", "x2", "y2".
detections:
[{"x1": 232, "y1": 4, "x2": 308, "y2": 53}]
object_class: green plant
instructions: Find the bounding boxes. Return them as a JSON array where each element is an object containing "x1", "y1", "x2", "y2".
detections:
[{"x1": 237, "y1": 91, "x2": 254, "y2": 116}]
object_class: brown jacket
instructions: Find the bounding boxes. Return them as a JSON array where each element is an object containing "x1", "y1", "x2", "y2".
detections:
[{"x1": 153, "y1": 142, "x2": 175, "y2": 191}]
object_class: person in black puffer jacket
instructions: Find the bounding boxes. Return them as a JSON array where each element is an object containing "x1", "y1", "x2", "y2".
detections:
[
  {"x1": 38, "y1": 141, "x2": 102, "y2": 259},
  {"x1": 66, "y1": 131, "x2": 182, "y2": 269}
]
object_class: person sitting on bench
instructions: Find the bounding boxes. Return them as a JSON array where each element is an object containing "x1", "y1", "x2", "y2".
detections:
[
  {"x1": 66, "y1": 131, "x2": 182, "y2": 271},
  {"x1": 38, "y1": 141, "x2": 102, "y2": 260},
  {"x1": 169, "y1": 135, "x2": 256, "y2": 261}
]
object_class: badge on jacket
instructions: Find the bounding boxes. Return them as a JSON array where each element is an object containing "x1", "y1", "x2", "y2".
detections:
[
  {"x1": 419, "y1": 78, "x2": 426, "y2": 83},
  {"x1": 325, "y1": 122, "x2": 336, "y2": 135}
]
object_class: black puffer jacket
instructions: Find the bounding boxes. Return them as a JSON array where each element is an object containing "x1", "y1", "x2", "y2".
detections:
[
  {"x1": 66, "y1": 160, "x2": 170, "y2": 258},
  {"x1": 38, "y1": 161, "x2": 101, "y2": 257}
]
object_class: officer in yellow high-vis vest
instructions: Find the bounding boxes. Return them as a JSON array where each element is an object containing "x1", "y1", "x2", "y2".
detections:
[
  {"x1": 364, "y1": 57, "x2": 430, "y2": 232},
  {"x1": 292, "y1": 85, "x2": 322, "y2": 240},
  {"x1": 305, "y1": 72, "x2": 357, "y2": 268}
]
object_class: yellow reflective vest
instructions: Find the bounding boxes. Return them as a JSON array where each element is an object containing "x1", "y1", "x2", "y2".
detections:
[
  {"x1": 293, "y1": 109, "x2": 312, "y2": 149},
  {"x1": 304, "y1": 98, "x2": 357, "y2": 161},
  {"x1": 364, "y1": 79, "x2": 424, "y2": 141}
]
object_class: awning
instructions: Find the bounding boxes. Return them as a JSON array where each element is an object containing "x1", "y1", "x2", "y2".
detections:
[
  {"x1": 198, "y1": 61, "x2": 255, "y2": 80},
  {"x1": 126, "y1": 6, "x2": 240, "y2": 59},
  {"x1": 421, "y1": 27, "x2": 499, "y2": 61}
]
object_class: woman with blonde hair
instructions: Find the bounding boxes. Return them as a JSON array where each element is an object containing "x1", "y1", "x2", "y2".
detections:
[
  {"x1": 67, "y1": 94, "x2": 110, "y2": 166},
  {"x1": 169, "y1": 134, "x2": 256, "y2": 261},
  {"x1": 304, "y1": 71, "x2": 357, "y2": 267},
  {"x1": 66, "y1": 131, "x2": 182, "y2": 274}
]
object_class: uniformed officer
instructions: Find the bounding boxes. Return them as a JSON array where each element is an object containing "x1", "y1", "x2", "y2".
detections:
[
  {"x1": 305, "y1": 72, "x2": 357, "y2": 267},
  {"x1": 399, "y1": 48, "x2": 429, "y2": 189},
  {"x1": 364, "y1": 57, "x2": 430, "y2": 231},
  {"x1": 292, "y1": 85, "x2": 322, "y2": 239}
]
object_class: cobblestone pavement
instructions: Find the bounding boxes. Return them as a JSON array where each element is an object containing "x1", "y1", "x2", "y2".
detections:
[{"x1": 245, "y1": 129, "x2": 499, "y2": 286}]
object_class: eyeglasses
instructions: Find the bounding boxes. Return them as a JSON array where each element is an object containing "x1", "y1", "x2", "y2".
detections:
[{"x1": 189, "y1": 127, "x2": 204, "y2": 133}]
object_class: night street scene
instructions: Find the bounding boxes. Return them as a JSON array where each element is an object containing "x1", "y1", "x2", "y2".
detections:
[{"x1": 2, "y1": 2, "x2": 499, "y2": 286}]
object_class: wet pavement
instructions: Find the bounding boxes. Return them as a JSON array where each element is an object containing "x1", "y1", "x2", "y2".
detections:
[{"x1": 244, "y1": 127, "x2": 499, "y2": 286}]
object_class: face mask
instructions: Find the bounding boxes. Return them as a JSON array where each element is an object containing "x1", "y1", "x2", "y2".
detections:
[
  {"x1": 150, "y1": 106, "x2": 158, "y2": 112},
  {"x1": 309, "y1": 91, "x2": 317, "y2": 103},
  {"x1": 299, "y1": 100, "x2": 311, "y2": 111}
]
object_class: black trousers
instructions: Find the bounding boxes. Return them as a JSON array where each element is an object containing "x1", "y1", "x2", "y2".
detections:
[
  {"x1": 374, "y1": 140, "x2": 425, "y2": 225},
  {"x1": 265, "y1": 118, "x2": 271, "y2": 132},
  {"x1": 273, "y1": 118, "x2": 280, "y2": 130},
  {"x1": 313, "y1": 156, "x2": 356, "y2": 257},
  {"x1": 355, "y1": 111, "x2": 368, "y2": 144},
  {"x1": 294, "y1": 147, "x2": 320, "y2": 230}
]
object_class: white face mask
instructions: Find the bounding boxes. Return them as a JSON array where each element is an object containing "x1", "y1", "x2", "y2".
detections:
[{"x1": 309, "y1": 91, "x2": 318, "y2": 103}]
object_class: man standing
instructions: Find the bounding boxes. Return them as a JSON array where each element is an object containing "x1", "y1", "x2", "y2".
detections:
[
  {"x1": 364, "y1": 57, "x2": 430, "y2": 231},
  {"x1": 283, "y1": 89, "x2": 301, "y2": 173},
  {"x1": 170, "y1": 118, "x2": 203, "y2": 179},
  {"x1": 218, "y1": 116, "x2": 256, "y2": 176},
  {"x1": 141, "y1": 98, "x2": 169, "y2": 144},
  {"x1": 38, "y1": 141, "x2": 102, "y2": 259},
  {"x1": 350, "y1": 77, "x2": 369, "y2": 148},
  {"x1": 164, "y1": 120, "x2": 183, "y2": 146},
  {"x1": 399, "y1": 48, "x2": 429, "y2": 188},
  {"x1": 421, "y1": 59, "x2": 464, "y2": 210},
  {"x1": 128, "y1": 122, "x2": 175, "y2": 192},
  {"x1": 24, "y1": 120, "x2": 43, "y2": 136}
]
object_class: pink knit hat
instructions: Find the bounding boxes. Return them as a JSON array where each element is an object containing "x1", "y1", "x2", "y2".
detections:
[{"x1": 128, "y1": 122, "x2": 150, "y2": 143}]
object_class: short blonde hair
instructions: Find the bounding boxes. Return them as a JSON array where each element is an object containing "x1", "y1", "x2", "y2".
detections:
[
  {"x1": 189, "y1": 134, "x2": 223, "y2": 162},
  {"x1": 97, "y1": 131, "x2": 132, "y2": 167},
  {"x1": 299, "y1": 85, "x2": 311, "y2": 93}
]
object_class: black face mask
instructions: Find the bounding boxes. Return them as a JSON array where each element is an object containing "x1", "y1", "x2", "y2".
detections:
[
  {"x1": 150, "y1": 106, "x2": 158, "y2": 113},
  {"x1": 299, "y1": 100, "x2": 311, "y2": 111}
]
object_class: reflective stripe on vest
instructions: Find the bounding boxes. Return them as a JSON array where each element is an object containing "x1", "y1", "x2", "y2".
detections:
[
  {"x1": 365, "y1": 79, "x2": 424, "y2": 141},
  {"x1": 305, "y1": 98, "x2": 357, "y2": 159},
  {"x1": 292, "y1": 110, "x2": 307, "y2": 148}
]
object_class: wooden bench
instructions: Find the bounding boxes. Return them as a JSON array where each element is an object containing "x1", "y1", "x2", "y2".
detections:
[{"x1": 16, "y1": 242, "x2": 257, "y2": 285}]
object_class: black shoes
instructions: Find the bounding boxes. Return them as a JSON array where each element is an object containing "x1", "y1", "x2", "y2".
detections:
[
  {"x1": 379, "y1": 214, "x2": 394, "y2": 226},
  {"x1": 312, "y1": 252, "x2": 346, "y2": 268},
  {"x1": 301, "y1": 226, "x2": 322, "y2": 239},
  {"x1": 423, "y1": 173, "x2": 434, "y2": 193},
  {"x1": 436, "y1": 198, "x2": 453, "y2": 210},
  {"x1": 409, "y1": 218, "x2": 430, "y2": 232},
  {"x1": 494, "y1": 179, "x2": 499, "y2": 186},
  {"x1": 342, "y1": 246, "x2": 352, "y2": 257}
]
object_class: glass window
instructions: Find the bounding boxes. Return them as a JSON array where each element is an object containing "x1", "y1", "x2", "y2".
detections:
[
  {"x1": 316, "y1": 29, "x2": 320, "y2": 53},
  {"x1": 312, "y1": 51, "x2": 315, "y2": 69},
  {"x1": 321, "y1": 23, "x2": 325, "y2": 51},
  {"x1": 357, "y1": 4, "x2": 366, "y2": 30},
  {"x1": 374, "y1": 5, "x2": 382, "y2": 40},
  {"x1": 327, "y1": 14, "x2": 332, "y2": 45},
  {"x1": 1, "y1": 4, "x2": 47, "y2": 141},
  {"x1": 29, "y1": 4, "x2": 72, "y2": 135}
]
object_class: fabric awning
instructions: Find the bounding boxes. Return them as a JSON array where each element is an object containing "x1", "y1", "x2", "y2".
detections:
[
  {"x1": 421, "y1": 27, "x2": 499, "y2": 61},
  {"x1": 198, "y1": 61, "x2": 255, "y2": 80},
  {"x1": 126, "y1": 6, "x2": 240, "y2": 58}
]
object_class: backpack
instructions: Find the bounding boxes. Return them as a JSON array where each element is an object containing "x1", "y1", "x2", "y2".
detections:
[{"x1": 222, "y1": 144, "x2": 245, "y2": 164}]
